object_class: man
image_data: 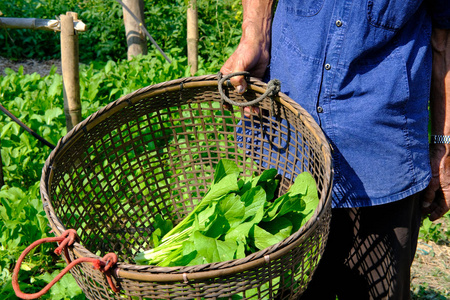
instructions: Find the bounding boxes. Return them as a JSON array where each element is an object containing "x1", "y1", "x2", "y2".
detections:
[{"x1": 221, "y1": 1, "x2": 450, "y2": 299}]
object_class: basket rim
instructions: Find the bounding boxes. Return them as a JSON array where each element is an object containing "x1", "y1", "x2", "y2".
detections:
[{"x1": 40, "y1": 74, "x2": 334, "y2": 281}]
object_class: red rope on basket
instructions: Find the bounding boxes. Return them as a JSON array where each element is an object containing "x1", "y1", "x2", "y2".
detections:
[{"x1": 12, "y1": 229, "x2": 119, "y2": 299}]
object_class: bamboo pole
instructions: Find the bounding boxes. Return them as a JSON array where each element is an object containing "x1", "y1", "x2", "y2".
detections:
[
  {"x1": 187, "y1": 0, "x2": 198, "y2": 76},
  {"x1": 0, "y1": 139, "x2": 4, "y2": 188},
  {"x1": 61, "y1": 12, "x2": 82, "y2": 131},
  {"x1": 0, "y1": 17, "x2": 86, "y2": 32},
  {"x1": 122, "y1": 0, "x2": 147, "y2": 60}
]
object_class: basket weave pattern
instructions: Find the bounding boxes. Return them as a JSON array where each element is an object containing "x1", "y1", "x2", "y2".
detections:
[{"x1": 41, "y1": 74, "x2": 333, "y2": 299}]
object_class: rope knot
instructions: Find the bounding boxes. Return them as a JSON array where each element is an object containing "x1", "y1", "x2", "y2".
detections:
[
  {"x1": 54, "y1": 229, "x2": 78, "y2": 255},
  {"x1": 93, "y1": 253, "x2": 119, "y2": 293},
  {"x1": 92, "y1": 260, "x2": 102, "y2": 270},
  {"x1": 267, "y1": 79, "x2": 281, "y2": 96},
  {"x1": 94, "y1": 253, "x2": 118, "y2": 272}
]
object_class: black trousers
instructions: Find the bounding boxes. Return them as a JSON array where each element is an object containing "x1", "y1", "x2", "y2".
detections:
[{"x1": 299, "y1": 193, "x2": 422, "y2": 300}]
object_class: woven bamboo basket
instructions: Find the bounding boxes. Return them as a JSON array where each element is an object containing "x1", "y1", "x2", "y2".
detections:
[{"x1": 40, "y1": 74, "x2": 333, "y2": 300}]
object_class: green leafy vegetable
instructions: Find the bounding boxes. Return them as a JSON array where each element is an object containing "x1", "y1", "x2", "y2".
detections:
[{"x1": 135, "y1": 159, "x2": 319, "y2": 266}]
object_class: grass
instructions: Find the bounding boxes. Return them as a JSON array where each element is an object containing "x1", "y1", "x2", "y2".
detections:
[{"x1": 411, "y1": 212, "x2": 450, "y2": 299}]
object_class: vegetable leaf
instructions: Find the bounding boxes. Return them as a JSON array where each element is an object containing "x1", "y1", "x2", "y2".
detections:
[
  {"x1": 192, "y1": 231, "x2": 237, "y2": 263},
  {"x1": 150, "y1": 214, "x2": 173, "y2": 247},
  {"x1": 263, "y1": 172, "x2": 318, "y2": 222},
  {"x1": 252, "y1": 225, "x2": 284, "y2": 250},
  {"x1": 213, "y1": 158, "x2": 241, "y2": 184}
]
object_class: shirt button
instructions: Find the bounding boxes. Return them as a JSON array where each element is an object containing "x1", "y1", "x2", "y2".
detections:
[
  {"x1": 336, "y1": 20, "x2": 343, "y2": 27},
  {"x1": 324, "y1": 63, "x2": 331, "y2": 70},
  {"x1": 317, "y1": 106, "x2": 324, "y2": 113}
]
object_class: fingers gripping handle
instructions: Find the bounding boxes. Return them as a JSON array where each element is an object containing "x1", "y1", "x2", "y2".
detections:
[{"x1": 218, "y1": 72, "x2": 281, "y2": 107}]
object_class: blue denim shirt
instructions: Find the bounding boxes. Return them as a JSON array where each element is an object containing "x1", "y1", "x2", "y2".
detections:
[{"x1": 268, "y1": 0, "x2": 450, "y2": 208}]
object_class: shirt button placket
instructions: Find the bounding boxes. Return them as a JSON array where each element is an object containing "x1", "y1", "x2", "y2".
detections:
[{"x1": 319, "y1": 19, "x2": 343, "y2": 120}]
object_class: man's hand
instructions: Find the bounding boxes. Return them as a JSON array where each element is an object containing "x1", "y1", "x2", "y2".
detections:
[
  {"x1": 423, "y1": 144, "x2": 450, "y2": 221},
  {"x1": 220, "y1": 37, "x2": 270, "y2": 93}
]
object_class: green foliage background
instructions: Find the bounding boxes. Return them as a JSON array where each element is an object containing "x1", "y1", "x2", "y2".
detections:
[
  {"x1": 0, "y1": 0, "x2": 242, "y2": 299},
  {"x1": 0, "y1": 0, "x2": 242, "y2": 63}
]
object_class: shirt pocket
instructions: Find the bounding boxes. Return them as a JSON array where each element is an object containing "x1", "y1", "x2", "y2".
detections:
[
  {"x1": 367, "y1": 0, "x2": 423, "y2": 31},
  {"x1": 284, "y1": 0, "x2": 325, "y2": 17}
]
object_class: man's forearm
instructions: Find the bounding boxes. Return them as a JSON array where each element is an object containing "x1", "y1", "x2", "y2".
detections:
[
  {"x1": 220, "y1": 1, "x2": 275, "y2": 86},
  {"x1": 241, "y1": 0, "x2": 274, "y2": 46},
  {"x1": 430, "y1": 28, "x2": 450, "y2": 136},
  {"x1": 426, "y1": 28, "x2": 450, "y2": 221}
]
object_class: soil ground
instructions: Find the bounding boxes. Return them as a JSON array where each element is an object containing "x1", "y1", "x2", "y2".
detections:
[
  {"x1": 0, "y1": 56, "x2": 62, "y2": 76},
  {"x1": 411, "y1": 217, "x2": 450, "y2": 299},
  {"x1": 1, "y1": 56, "x2": 449, "y2": 299},
  {"x1": 411, "y1": 239, "x2": 450, "y2": 299}
]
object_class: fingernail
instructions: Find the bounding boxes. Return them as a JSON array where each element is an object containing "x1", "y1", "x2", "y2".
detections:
[
  {"x1": 422, "y1": 202, "x2": 431, "y2": 208},
  {"x1": 236, "y1": 85, "x2": 244, "y2": 94}
]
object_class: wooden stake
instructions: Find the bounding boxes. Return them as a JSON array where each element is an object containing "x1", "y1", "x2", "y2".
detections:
[
  {"x1": 187, "y1": 0, "x2": 198, "y2": 76},
  {"x1": 122, "y1": 0, "x2": 147, "y2": 60},
  {"x1": 61, "y1": 12, "x2": 82, "y2": 131},
  {"x1": 0, "y1": 139, "x2": 4, "y2": 188}
]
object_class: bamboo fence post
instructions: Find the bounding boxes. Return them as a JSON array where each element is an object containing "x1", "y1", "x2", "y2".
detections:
[
  {"x1": 122, "y1": 0, "x2": 147, "y2": 60},
  {"x1": 60, "y1": 12, "x2": 82, "y2": 132},
  {"x1": 0, "y1": 139, "x2": 4, "y2": 188},
  {"x1": 187, "y1": 0, "x2": 198, "y2": 76}
]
